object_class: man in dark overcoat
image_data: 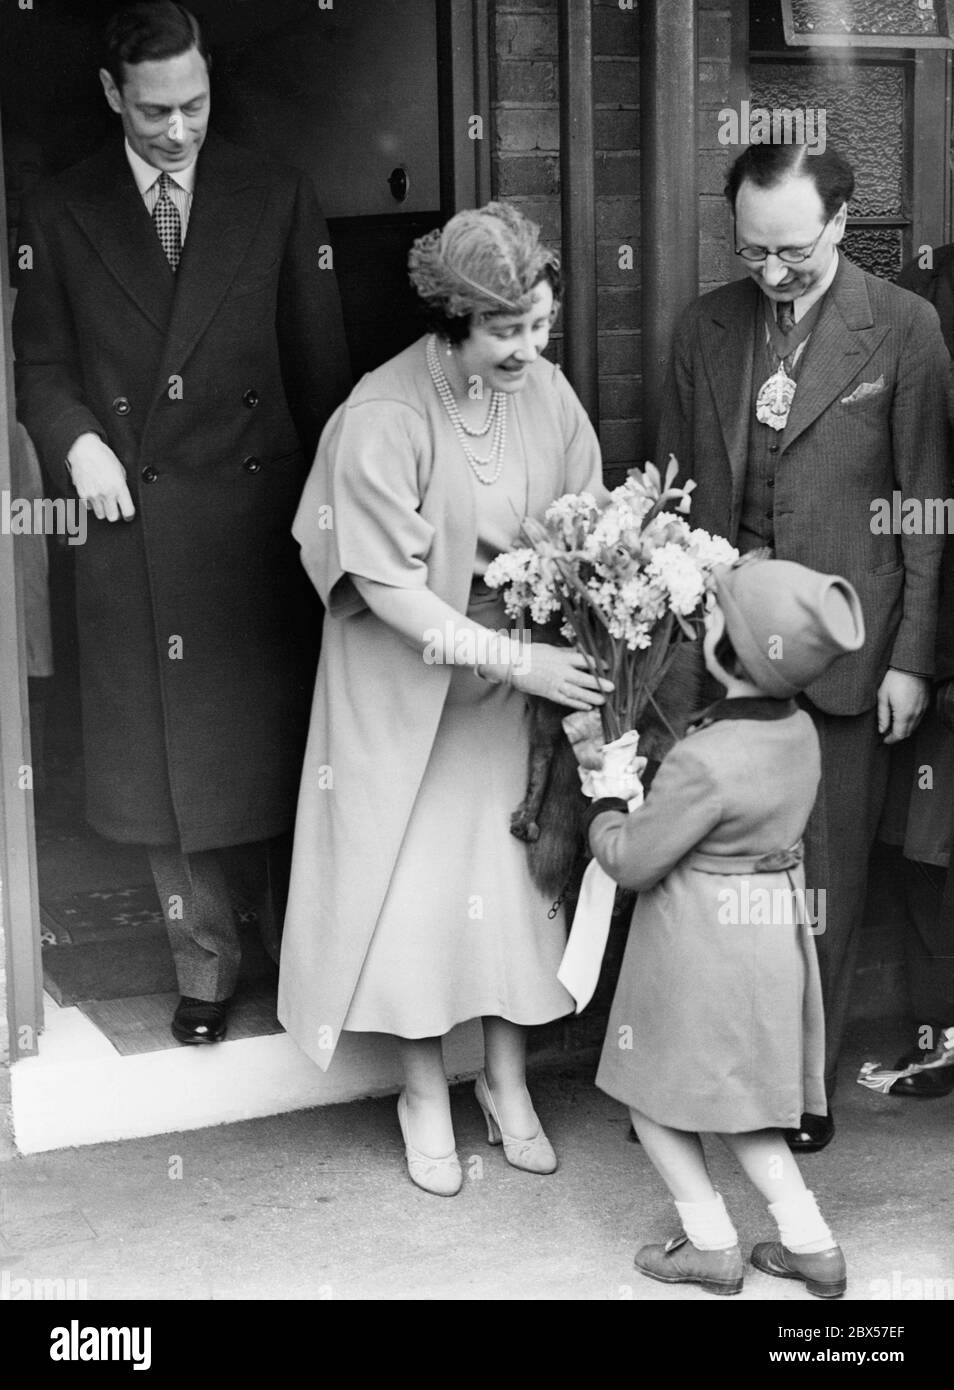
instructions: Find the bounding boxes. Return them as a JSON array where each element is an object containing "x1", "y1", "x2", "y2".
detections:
[
  {"x1": 13, "y1": 2, "x2": 350, "y2": 1042},
  {"x1": 656, "y1": 142, "x2": 950, "y2": 1149},
  {"x1": 875, "y1": 244, "x2": 954, "y2": 1097}
]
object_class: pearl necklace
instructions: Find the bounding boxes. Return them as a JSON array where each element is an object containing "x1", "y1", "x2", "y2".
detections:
[{"x1": 426, "y1": 335, "x2": 508, "y2": 485}]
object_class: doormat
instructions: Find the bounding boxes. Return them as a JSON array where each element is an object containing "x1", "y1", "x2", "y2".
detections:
[
  {"x1": 76, "y1": 982, "x2": 284, "y2": 1056},
  {"x1": 41, "y1": 886, "x2": 277, "y2": 1005}
]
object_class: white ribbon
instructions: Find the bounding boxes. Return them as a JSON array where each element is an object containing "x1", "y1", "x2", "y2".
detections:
[
  {"x1": 558, "y1": 729, "x2": 645, "y2": 1013},
  {"x1": 558, "y1": 857, "x2": 619, "y2": 1013}
]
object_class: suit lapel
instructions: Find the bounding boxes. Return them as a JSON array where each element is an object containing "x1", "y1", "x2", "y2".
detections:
[
  {"x1": 158, "y1": 136, "x2": 269, "y2": 378},
  {"x1": 699, "y1": 279, "x2": 758, "y2": 497},
  {"x1": 781, "y1": 257, "x2": 889, "y2": 451},
  {"x1": 66, "y1": 146, "x2": 176, "y2": 334}
]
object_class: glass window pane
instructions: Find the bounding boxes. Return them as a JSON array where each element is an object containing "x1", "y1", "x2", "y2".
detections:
[
  {"x1": 842, "y1": 225, "x2": 904, "y2": 278},
  {"x1": 751, "y1": 62, "x2": 905, "y2": 216},
  {"x1": 790, "y1": 0, "x2": 940, "y2": 39}
]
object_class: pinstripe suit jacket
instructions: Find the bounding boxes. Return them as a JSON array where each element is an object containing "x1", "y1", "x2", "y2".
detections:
[{"x1": 656, "y1": 256, "x2": 951, "y2": 717}]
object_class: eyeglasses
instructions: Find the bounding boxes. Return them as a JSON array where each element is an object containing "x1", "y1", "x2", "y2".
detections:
[{"x1": 734, "y1": 218, "x2": 832, "y2": 265}]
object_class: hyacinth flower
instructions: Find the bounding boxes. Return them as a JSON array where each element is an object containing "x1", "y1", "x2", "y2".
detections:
[{"x1": 486, "y1": 456, "x2": 736, "y2": 745}]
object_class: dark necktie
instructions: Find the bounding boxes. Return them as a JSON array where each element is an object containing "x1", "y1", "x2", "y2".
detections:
[
  {"x1": 152, "y1": 172, "x2": 182, "y2": 272},
  {"x1": 776, "y1": 299, "x2": 795, "y2": 334}
]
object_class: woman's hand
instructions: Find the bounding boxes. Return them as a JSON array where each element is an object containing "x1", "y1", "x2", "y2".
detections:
[{"x1": 503, "y1": 642, "x2": 613, "y2": 709}]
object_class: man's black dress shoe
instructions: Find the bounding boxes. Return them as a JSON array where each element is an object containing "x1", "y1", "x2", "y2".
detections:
[
  {"x1": 171, "y1": 996, "x2": 229, "y2": 1045},
  {"x1": 784, "y1": 1109, "x2": 834, "y2": 1152},
  {"x1": 889, "y1": 1067, "x2": 954, "y2": 1097},
  {"x1": 887, "y1": 1037, "x2": 954, "y2": 1098}
]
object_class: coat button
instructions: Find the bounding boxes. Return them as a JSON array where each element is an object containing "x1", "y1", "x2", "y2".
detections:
[
  {"x1": 242, "y1": 389, "x2": 260, "y2": 408},
  {"x1": 112, "y1": 396, "x2": 131, "y2": 415},
  {"x1": 767, "y1": 478, "x2": 775, "y2": 488},
  {"x1": 242, "y1": 456, "x2": 262, "y2": 473},
  {"x1": 768, "y1": 443, "x2": 779, "y2": 454},
  {"x1": 141, "y1": 466, "x2": 158, "y2": 483}
]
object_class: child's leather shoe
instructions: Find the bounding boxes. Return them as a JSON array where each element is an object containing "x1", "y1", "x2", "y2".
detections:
[
  {"x1": 634, "y1": 1234, "x2": 743, "y2": 1295},
  {"x1": 750, "y1": 1241, "x2": 847, "y2": 1298}
]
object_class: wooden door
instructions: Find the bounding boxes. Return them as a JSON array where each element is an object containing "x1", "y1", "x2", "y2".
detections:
[
  {"x1": 210, "y1": 0, "x2": 446, "y2": 378},
  {"x1": 0, "y1": 0, "x2": 490, "y2": 1062}
]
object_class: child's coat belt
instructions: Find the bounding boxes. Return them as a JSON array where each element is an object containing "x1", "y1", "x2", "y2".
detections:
[{"x1": 687, "y1": 842, "x2": 804, "y2": 874}]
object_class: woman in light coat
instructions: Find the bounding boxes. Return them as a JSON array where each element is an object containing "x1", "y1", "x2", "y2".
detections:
[{"x1": 279, "y1": 204, "x2": 610, "y2": 1194}]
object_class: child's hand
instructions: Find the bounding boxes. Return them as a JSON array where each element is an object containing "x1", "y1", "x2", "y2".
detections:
[
  {"x1": 562, "y1": 709, "x2": 604, "y2": 770},
  {"x1": 582, "y1": 760, "x2": 646, "y2": 805},
  {"x1": 569, "y1": 726, "x2": 647, "y2": 806}
]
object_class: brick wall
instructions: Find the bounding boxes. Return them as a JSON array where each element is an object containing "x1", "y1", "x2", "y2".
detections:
[
  {"x1": 492, "y1": 0, "x2": 738, "y2": 483},
  {"x1": 493, "y1": 0, "x2": 640, "y2": 483},
  {"x1": 698, "y1": 0, "x2": 737, "y2": 292},
  {"x1": 492, "y1": 2, "x2": 562, "y2": 297}
]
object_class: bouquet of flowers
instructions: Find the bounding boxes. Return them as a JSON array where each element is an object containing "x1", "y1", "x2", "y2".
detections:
[
  {"x1": 486, "y1": 456, "x2": 739, "y2": 1014},
  {"x1": 484, "y1": 456, "x2": 739, "y2": 745}
]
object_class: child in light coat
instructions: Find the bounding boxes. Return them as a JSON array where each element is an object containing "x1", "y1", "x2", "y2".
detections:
[{"x1": 583, "y1": 556, "x2": 864, "y2": 1297}]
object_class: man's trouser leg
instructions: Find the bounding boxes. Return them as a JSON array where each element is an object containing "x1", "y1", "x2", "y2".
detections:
[
  {"x1": 216, "y1": 835, "x2": 292, "y2": 965},
  {"x1": 148, "y1": 845, "x2": 241, "y2": 1001},
  {"x1": 906, "y1": 858, "x2": 954, "y2": 1030},
  {"x1": 802, "y1": 704, "x2": 891, "y2": 1099}
]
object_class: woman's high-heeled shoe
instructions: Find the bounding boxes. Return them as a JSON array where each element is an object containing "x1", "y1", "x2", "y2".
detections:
[
  {"x1": 474, "y1": 1071, "x2": 557, "y2": 1174},
  {"x1": 396, "y1": 1091, "x2": 463, "y2": 1197}
]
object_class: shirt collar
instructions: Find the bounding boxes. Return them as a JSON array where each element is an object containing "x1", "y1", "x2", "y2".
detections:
[
  {"x1": 765, "y1": 248, "x2": 839, "y2": 325},
  {"x1": 124, "y1": 139, "x2": 197, "y2": 196}
]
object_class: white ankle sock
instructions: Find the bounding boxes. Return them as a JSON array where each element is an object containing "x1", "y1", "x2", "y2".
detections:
[
  {"x1": 674, "y1": 1192, "x2": 738, "y2": 1251},
  {"x1": 769, "y1": 1190, "x2": 836, "y2": 1254}
]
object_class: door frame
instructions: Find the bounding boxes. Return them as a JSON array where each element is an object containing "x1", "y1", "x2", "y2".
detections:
[
  {"x1": 438, "y1": 0, "x2": 493, "y2": 213},
  {"x1": 0, "y1": 0, "x2": 493, "y2": 1067},
  {"x1": 0, "y1": 102, "x2": 43, "y2": 1064}
]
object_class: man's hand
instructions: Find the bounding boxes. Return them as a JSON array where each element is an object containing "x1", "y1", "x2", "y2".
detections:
[
  {"x1": 67, "y1": 433, "x2": 135, "y2": 521},
  {"x1": 877, "y1": 668, "x2": 929, "y2": 744}
]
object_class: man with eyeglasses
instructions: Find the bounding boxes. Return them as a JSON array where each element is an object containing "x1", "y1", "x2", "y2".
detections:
[{"x1": 657, "y1": 143, "x2": 950, "y2": 1152}]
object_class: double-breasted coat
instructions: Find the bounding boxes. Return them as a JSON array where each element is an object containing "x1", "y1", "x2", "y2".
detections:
[{"x1": 13, "y1": 133, "x2": 351, "y2": 850}]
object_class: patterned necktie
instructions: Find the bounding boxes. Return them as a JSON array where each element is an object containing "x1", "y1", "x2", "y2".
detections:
[
  {"x1": 776, "y1": 299, "x2": 795, "y2": 334},
  {"x1": 152, "y1": 172, "x2": 182, "y2": 271}
]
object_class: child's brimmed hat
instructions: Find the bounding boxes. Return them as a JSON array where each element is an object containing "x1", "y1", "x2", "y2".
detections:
[{"x1": 712, "y1": 556, "x2": 865, "y2": 697}]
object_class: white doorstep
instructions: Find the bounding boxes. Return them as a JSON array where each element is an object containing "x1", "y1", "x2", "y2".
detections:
[{"x1": 11, "y1": 994, "x2": 484, "y2": 1154}]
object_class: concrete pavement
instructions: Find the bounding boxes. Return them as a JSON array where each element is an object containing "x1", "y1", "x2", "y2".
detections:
[{"x1": 0, "y1": 1021, "x2": 951, "y2": 1302}]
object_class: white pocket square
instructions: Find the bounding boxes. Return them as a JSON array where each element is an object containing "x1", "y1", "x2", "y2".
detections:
[{"x1": 841, "y1": 375, "x2": 885, "y2": 404}]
